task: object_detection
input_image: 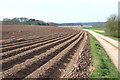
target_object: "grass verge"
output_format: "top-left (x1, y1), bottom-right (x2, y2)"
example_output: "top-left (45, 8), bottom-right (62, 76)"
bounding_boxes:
top-left (98, 35), bottom-right (120, 50)
top-left (83, 27), bottom-right (105, 31)
top-left (95, 32), bottom-right (120, 42)
top-left (88, 32), bottom-right (118, 78)
top-left (83, 27), bottom-right (120, 42)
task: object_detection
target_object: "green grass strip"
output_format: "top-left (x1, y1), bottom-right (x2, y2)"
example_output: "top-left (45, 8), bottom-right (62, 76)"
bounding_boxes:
top-left (87, 32), bottom-right (118, 78)
top-left (98, 36), bottom-right (120, 50)
top-left (82, 27), bottom-right (105, 31)
top-left (95, 32), bottom-right (120, 42)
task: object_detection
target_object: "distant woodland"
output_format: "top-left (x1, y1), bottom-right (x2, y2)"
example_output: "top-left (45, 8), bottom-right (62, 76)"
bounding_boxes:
top-left (2, 17), bottom-right (106, 26)
top-left (2, 17), bottom-right (56, 26)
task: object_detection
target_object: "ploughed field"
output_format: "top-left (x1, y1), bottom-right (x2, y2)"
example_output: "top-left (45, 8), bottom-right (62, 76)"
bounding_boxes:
top-left (1, 25), bottom-right (92, 79)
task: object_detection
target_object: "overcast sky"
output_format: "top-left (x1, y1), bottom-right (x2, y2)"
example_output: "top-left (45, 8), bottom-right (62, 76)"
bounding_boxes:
top-left (0, 0), bottom-right (119, 23)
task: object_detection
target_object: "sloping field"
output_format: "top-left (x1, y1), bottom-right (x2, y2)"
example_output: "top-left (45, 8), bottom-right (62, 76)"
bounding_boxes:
top-left (1, 25), bottom-right (92, 79)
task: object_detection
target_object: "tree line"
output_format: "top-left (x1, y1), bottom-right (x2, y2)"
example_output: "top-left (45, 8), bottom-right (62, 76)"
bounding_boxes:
top-left (105, 15), bottom-right (120, 38)
top-left (2, 17), bottom-right (56, 26)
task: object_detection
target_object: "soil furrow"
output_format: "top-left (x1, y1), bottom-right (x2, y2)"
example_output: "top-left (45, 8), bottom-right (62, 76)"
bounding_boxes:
top-left (2, 25), bottom-right (91, 79)
top-left (2, 32), bottom-right (82, 79)
top-left (1, 33), bottom-right (73, 59)
top-left (2, 33), bottom-right (63, 48)
top-left (1, 33), bottom-right (69, 52)
top-left (1, 33), bottom-right (78, 71)
top-left (39, 32), bottom-right (85, 78)
top-left (24, 32), bottom-right (84, 79)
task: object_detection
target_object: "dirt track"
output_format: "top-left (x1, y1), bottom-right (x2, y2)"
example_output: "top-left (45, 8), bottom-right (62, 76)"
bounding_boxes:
top-left (1, 25), bottom-right (92, 79)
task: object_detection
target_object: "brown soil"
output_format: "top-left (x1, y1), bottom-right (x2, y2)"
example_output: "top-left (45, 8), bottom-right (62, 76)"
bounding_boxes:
top-left (1, 25), bottom-right (92, 79)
